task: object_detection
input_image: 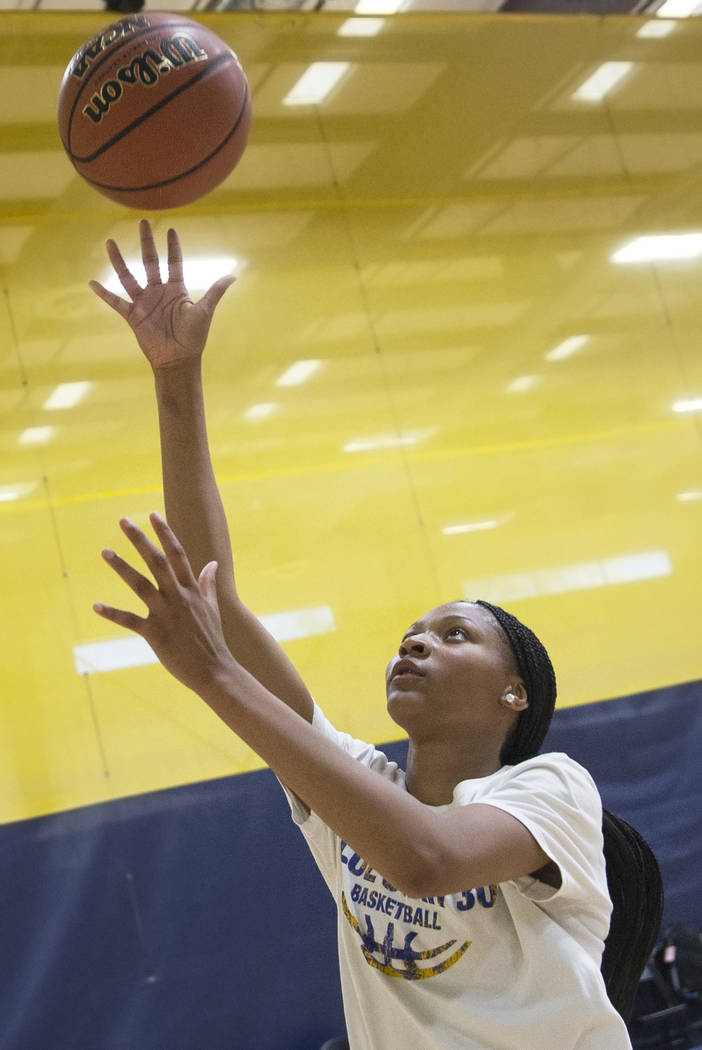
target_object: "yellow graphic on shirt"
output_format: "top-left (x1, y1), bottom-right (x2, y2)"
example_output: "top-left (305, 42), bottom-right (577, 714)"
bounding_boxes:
top-left (342, 892), bottom-right (472, 980)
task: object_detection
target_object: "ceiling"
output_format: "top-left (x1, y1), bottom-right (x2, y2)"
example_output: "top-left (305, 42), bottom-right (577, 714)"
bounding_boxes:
top-left (2, 9), bottom-right (702, 819)
top-left (0, 0), bottom-right (688, 19)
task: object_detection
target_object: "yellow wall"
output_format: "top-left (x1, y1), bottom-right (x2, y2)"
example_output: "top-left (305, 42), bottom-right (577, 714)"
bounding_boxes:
top-left (2, 11), bottom-right (702, 821)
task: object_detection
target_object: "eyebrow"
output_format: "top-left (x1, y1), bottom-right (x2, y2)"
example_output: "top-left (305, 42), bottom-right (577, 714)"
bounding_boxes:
top-left (402, 614), bottom-right (481, 639)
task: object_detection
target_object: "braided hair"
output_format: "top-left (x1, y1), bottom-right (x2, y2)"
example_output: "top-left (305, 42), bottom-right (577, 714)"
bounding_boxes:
top-left (473, 599), bottom-right (663, 1023)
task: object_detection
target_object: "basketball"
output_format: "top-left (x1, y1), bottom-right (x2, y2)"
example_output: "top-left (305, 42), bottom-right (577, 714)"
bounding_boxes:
top-left (57, 13), bottom-right (252, 210)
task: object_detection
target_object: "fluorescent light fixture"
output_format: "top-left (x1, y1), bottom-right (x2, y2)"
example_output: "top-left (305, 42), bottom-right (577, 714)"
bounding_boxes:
top-left (442, 516), bottom-right (511, 535)
top-left (19, 426), bottom-right (54, 446)
top-left (506, 375), bottom-right (540, 394)
top-left (462, 549), bottom-right (671, 603)
top-left (75, 605), bottom-right (336, 672)
top-left (355, 0), bottom-right (403, 11)
top-left (655, 0), bottom-right (702, 15)
top-left (546, 335), bottom-right (589, 361)
top-left (343, 427), bottom-right (435, 453)
top-left (338, 17), bottom-right (385, 36)
top-left (573, 62), bottom-right (634, 102)
top-left (244, 402), bottom-right (277, 422)
top-left (284, 63), bottom-right (350, 106)
top-left (612, 233), bottom-right (702, 264)
top-left (43, 381), bottom-right (91, 410)
top-left (0, 481), bottom-right (37, 503)
top-left (104, 256), bottom-right (239, 295)
top-left (276, 360), bottom-right (322, 386)
top-left (677, 490), bottom-right (702, 501)
top-left (637, 18), bottom-right (677, 35)
top-left (259, 604), bottom-right (335, 643)
top-left (74, 636), bottom-right (157, 674)
top-left (673, 397), bottom-right (702, 413)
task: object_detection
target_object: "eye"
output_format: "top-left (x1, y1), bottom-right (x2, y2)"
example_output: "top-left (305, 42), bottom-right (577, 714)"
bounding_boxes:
top-left (446, 626), bottom-right (468, 640)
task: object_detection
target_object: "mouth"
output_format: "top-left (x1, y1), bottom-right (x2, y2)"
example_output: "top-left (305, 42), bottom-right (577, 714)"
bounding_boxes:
top-left (390, 659), bottom-right (426, 682)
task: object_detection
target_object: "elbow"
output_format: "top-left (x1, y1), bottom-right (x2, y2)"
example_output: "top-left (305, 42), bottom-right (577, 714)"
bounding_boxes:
top-left (390, 844), bottom-right (446, 901)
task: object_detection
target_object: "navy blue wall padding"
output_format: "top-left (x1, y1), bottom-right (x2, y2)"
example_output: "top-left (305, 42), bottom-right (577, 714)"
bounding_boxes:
top-left (1, 679), bottom-right (700, 1050)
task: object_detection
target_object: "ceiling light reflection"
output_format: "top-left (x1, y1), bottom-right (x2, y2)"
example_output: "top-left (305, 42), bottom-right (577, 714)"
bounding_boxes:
top-left (284, 63), bottom-right (350, 106)
top-left (637, 19), bottom-right (677, 35)
top-left (43, 381), bottom-right (92, 410)
top-left (276, 360), bottom-right (322, 387)
top-left (672, 397), bottom-right (702, 413)
top-left (338, 18), bottom-right (385, 36)
top-left (677, 490), bottom-right (702, 501)
top-left (443, 515), bottom-right (513, 535)
top-left (343, 427), bottom-right (436, 453)
top-left (506, 375), bottom-right (540, 394)
top-left (612, 233), bottom-right (702, 263)
top-left (19, 426), bottom-right (54, 446)
top-left (546, 335), bottom-right (589, 361)
top-left (573, 62), bottom-right (634, 102)
top-left (0, 482), bottom-right (37, 503)
top-left (104, 256), bottom-right (240, 295)
top-left (74, 605), bottom-right (336, 673)
top-left (463, 550), bottom-right (671, 604)
top-left (244, 403), bottom-right (277, 422)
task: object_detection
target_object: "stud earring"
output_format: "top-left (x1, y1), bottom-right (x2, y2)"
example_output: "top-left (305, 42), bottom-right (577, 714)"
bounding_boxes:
top-left (503, 692), bottom-right (516, 705)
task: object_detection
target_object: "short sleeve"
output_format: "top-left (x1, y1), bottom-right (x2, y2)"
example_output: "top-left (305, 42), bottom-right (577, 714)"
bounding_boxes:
top-left (280, 702), bottom-right (405, 825)
top-left (453, 754), bottom-right (606, 905)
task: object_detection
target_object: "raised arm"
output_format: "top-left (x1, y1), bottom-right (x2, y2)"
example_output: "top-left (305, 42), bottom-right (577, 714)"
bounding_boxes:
top-left (94, 514), bottom-right (552, 899)
top-left (90, 220), bottom-right (314, 723)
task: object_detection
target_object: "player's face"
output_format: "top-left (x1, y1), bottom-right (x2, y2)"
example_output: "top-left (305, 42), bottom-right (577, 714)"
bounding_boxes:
top-left (385, 601), bottom-right (520, 740)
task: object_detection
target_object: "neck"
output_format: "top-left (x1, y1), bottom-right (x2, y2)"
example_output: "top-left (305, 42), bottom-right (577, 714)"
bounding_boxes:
top-left (404, 735), bottom-right (503, 806)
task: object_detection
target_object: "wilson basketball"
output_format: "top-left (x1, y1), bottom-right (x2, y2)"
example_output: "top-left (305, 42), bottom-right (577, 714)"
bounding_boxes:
top-left (58, 13), bottom-right (252, 210)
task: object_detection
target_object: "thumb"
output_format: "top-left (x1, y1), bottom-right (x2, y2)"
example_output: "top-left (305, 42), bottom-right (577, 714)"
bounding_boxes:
top-left (198, 561), bottom-right (220, 607)
top-left (200, 274), bottom-right (236, 314)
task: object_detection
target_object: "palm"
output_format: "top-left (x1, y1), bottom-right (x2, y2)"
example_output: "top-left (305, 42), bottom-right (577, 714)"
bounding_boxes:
top-left (126, 281), bottom-right (211, 367)
top-left (90, 220), bottom-right (234, 370)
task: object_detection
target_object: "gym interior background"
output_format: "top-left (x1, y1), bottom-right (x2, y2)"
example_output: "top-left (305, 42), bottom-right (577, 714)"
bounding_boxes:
top-left (1, 4), bottom-right (702, 1048)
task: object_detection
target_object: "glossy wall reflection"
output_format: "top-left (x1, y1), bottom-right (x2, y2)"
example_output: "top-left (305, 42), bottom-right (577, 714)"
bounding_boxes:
top-left (1, 11), bottom-right (702, 820)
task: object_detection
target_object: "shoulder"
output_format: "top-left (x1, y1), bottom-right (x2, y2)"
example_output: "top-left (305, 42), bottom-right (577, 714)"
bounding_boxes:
top-left (497, 752), bottom-right (600, 801)
top-left (312, 702), bottom-right (406, 786)
top-left (453, 752), bottom-right (603, 845)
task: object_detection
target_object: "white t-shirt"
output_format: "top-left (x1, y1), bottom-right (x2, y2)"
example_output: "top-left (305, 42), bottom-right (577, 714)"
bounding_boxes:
top-left (282, 703), bottom-right (633, 1050)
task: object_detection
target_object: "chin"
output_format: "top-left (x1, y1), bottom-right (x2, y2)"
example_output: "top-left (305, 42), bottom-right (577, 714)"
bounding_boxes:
top-left (386, 695), bottom-right (421, 733)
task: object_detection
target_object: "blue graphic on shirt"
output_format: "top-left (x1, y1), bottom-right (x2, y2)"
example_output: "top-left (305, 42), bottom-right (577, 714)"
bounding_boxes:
top-left (339, 841), bottom-right (498, 980)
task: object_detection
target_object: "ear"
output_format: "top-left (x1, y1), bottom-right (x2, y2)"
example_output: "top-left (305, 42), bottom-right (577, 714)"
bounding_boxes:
top-left (501, 681), bottom-right (528, 712)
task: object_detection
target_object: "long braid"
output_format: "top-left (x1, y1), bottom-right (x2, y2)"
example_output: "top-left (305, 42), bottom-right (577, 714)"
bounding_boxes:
top-left (472, 600), bottom-right (663, 1023)
top-left (601, 810), bottom-right (664, 1021)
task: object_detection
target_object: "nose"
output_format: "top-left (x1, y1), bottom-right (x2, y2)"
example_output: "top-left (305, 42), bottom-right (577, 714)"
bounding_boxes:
top-left (399, 636), bottom-right (430, 658)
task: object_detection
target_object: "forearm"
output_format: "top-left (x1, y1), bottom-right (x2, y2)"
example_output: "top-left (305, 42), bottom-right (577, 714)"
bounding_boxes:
top-left (154, 360), bottom-right (235, 592)
top-left (202, 661), bottom-right (436, 897)
top-left (153, 361), bottom-right (314, 722)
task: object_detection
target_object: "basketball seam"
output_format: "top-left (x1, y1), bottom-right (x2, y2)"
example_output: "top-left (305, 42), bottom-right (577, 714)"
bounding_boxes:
top-left (79, 80), bottom-right (250, 196)
top-left (68, 52), bottom-right (237, 165)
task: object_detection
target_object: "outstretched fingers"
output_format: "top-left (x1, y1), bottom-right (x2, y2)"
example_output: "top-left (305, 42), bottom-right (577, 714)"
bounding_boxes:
top-left (93, 547), bottom-right (153, 633)
top-left (88, 279), bottom-right (131, 318)
top-left (139, 218), bottom-right (163, 285)
top-left (106, 237), bottom-right (143, 300)
top-left (149, 511), bottom-right (198, 589)
top-left (166, 227), bottom-right (185, 285)
top-left (118, 516), bottom-right (179, 592)
top-left (93, 598), bottom-right (149, 635)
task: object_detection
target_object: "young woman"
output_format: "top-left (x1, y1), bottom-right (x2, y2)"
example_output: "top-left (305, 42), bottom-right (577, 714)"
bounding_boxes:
top-left (90, 221), bottom-right (662, 1050)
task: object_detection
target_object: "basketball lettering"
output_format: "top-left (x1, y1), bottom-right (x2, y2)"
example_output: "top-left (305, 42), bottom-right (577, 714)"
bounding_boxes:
top-left (81, 35), bottom-right (209, 126)
top-left (70, 15), bottom-right (149, 80)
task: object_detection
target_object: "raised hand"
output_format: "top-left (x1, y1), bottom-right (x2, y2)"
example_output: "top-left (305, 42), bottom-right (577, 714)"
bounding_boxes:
top-left (94, 512), bottom-right (236, 697)
top-left (89, 219), bottom-right (235, 370)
